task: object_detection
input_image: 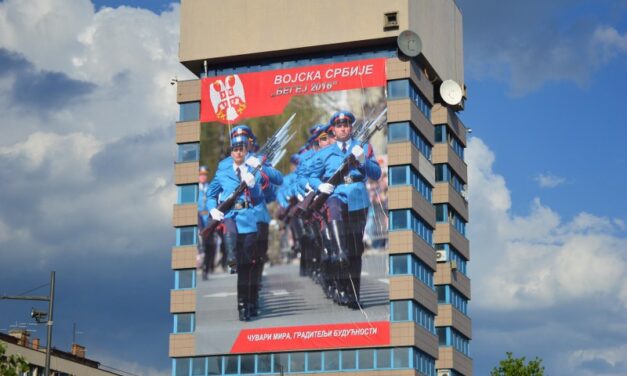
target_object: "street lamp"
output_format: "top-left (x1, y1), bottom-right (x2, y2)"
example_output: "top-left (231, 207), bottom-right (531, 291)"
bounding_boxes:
top-left (1, 271), bottom-right (56, 376)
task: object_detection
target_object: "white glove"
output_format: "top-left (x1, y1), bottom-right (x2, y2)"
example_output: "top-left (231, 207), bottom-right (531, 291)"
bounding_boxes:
top-left (241, 170), bottom-right (256, 188)
top-left (245, 156), bottom-right (261, 169)
top-left (318, 183), bottom-right (334, 194)
top-left (210, 208), bottom-right (224, 221)
top-left (297, 193), bottom-right (304, 202)
top-left (351, 145), bottom-right (365, 163)
top-left (305, 183), bottom-right (314, 193)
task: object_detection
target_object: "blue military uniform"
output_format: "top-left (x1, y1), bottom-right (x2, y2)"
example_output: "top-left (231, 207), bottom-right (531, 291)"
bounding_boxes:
top-left (206, 132), bottom-right (265, 321)
top-left (308, 111), bottom-right (381, 308)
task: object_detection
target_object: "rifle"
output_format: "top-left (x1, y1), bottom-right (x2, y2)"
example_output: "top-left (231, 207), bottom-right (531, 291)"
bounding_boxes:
top-left (304, 108), bottom-right (387, 217)
top-left (200, 114), bottom-right (296, 238)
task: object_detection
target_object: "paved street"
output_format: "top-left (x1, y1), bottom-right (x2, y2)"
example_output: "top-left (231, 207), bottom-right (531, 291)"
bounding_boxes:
top-left (195, 251), bottom-right (389, 354)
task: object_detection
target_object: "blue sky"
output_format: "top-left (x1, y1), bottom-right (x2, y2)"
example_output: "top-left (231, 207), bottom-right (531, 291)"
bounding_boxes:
top-left (0, 1), bottom-right (626, 375)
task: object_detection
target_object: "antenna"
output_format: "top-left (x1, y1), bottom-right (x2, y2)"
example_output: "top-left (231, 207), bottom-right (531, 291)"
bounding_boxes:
top-left (440, 80), bottom-right (463, 106)
top-left (203, 60), bottom-right (208, 77)
top-left (397, 30), bottom-right (422, 57)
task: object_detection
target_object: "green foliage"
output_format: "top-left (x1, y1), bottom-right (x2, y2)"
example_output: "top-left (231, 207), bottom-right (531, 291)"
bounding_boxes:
top-left (490, 352), bottom-right (545, 376)
top-left (0, 342), bottom-right (30, 376)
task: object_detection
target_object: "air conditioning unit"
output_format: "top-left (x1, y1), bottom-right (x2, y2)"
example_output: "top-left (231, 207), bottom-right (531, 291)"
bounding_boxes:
top-left (436, 250), bottom-right (448, 262)
top-left (460, 189), bottom-right (468, 201)
top-left (438, 369), bottom-right (452, 376)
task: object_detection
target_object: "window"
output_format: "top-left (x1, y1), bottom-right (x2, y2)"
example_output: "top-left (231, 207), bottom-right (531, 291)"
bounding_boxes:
top-left (174, 269), bottom-right (195, 289)
top-left (176, 226), bottom-right (197, 246)
top-left (256, 354), bottom-right (272, 374)
top-left (307, 352), bottom-right (322, 372)
top-left (173, 313), bottom-right (194, 333)
top-left (178, 184), bottom-right (198, 204)
top-left (388, 122), bottom-right (432, 160)
top-left (388, 165), bottom-right (432, 203)
top-left (435, 243), bottom-right (468, 275)
top-left (389, 254), bottom-right (434, 288)
top-left (391, 300), bottom-right (435, 334)
top-left (341, 350), bottom-right (356, 370)
top-left (178, 143), bottom-right (199, 163)
top-left (436, 285), bottom-right (469, 315)
top-left (207, 357), bottom-right (221, 375)
top-left (191, 358), bottom-right (205, 376)
top-left (358, 349), bottom-right (375, 370)
top-left (177, 347), bottom-right (430, 375)
top-left (387, 79), bottom-right (432, 120)
top-left (179, 102), bottom-right (200, 122)
top-left (323, 351), bottom-right (339, 371)
top-left (393, 348), bottom-right (410, 368)
top-left (240, 355), bottom-right (255, 374)
top-left (434, 204), bottom-right (466, 237)
top-left (435, 163), bottom-right (465, 194)
top-left (174, 358), bottom-right (190, 376)
top-left (376, 348), bottom-right (391, 369)
top-left (389, 209), bottom-right (434, 245)
top-left (438, 327), bottom-right (470, 356)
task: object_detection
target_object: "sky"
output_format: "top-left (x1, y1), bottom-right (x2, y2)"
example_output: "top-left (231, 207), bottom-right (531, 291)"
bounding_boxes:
top-left (0, 1), bottom-right (626, 375)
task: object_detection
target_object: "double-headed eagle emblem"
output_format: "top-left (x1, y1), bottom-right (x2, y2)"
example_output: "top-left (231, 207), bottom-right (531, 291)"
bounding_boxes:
top-left (209, 74), bottom-right (247, 122)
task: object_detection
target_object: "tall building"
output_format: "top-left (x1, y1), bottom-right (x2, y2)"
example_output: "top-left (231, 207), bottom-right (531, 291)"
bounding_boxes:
top-left (170, 1), bottom-right (470, 375)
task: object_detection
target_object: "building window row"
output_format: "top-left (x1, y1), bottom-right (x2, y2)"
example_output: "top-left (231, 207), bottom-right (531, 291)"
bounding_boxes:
top-left (177, 184), bottom-right (199, 204)
top-left (173, 313), bottom-right (195, 334)
top-left (174, 269), bottom-right (196, 290)
top-left (387, 79), bottom-right (432, 120)
top-left (437, 327), bottom-right (470, 357)
top-left (435, 125), bottom-right (465, 160)
top-left (391, 300), bottom-right (436, 334)
top-left (179, 101), bottom-right (200, 122)
top-left (178, 143), bottom-right (200, 163)
top-left (173, 347), bottom-right (435, 376)
top-left (388, 165), bottom-right (433, 203)
top-left (389, 209), bottom-right (434, 245)
top-left (435, 244), bottom-right (467, 275)
top-left (435, 204), bottom-right (466, 237)
top-left (389, 254), bottom-right (434, 289)
top-left (388, 121), bottom-right (432, 160)
top-left (436, 285), bottom-right (469, 315)
top-left (198, 46), bottom-right (398, 78)
top-left (435, 164), bottom-right (465, 195)
top-left (176, 226), bottom-right (197, 246)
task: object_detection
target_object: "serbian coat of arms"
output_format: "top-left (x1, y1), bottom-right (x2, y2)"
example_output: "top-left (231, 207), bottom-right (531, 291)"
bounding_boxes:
top-left (209, 74), bottom-right (247, 122)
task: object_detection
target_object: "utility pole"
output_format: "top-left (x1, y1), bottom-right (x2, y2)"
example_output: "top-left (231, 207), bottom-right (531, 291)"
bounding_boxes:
top-left (1, 271), bottom-right (56, 376)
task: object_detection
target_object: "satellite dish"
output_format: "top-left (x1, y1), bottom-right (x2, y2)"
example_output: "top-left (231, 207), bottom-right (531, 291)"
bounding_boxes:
top-left (440, 80), bottom-right (463, 106)
top-left (397, 30), bottom-right (422, 57)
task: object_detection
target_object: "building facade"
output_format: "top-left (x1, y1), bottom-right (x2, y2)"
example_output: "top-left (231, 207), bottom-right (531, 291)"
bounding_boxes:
top-left (1, 332), bottom-right (125, 376)
top-left (170, 1), bottom-right (471, 375)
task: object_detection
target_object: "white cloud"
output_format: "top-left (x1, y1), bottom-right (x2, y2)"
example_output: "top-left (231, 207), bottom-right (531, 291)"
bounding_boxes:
top-left (468, 137), bottom-right (627, 310)
top-left (535, 172), bottom-right (566, 188)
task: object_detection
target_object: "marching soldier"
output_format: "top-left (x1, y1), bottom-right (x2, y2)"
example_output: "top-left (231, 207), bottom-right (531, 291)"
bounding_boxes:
top-left (309, 111), bottom-right (382, 309)
top-left (198, 165), bottom-right (217, 280)
top-left (206, 133), bottom-right (264, 321)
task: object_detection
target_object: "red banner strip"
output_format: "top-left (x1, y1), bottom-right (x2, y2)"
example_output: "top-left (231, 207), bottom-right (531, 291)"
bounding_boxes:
top-left (200, 58), bottom-right (387, 124)
top-left (230, 321), bottom-right (390, 353)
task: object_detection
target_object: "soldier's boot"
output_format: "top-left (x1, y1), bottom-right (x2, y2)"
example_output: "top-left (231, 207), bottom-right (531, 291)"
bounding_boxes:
top-left (238, 299), bottom-right (249, 322)
top-left (224, 232), bottom-right (238, 274)
top-left (329, 220), bottom-right (350, 305)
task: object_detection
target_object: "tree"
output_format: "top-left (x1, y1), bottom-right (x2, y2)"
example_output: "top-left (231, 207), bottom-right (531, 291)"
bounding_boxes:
top-left (0, 342), bottom-right (29, 376)
top-left (491, 352), bottom-right (545, 376)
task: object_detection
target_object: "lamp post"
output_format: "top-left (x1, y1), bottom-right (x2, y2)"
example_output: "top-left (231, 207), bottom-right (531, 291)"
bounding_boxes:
top-left (1, 271), bottom-right (56, 376)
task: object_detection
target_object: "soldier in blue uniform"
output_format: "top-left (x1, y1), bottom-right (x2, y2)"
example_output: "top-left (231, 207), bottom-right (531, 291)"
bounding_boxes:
top-left (197, 165), bottom-right (217, 280)
top-left (309, 110), bottom-right (382, 308)
top-left (206, 133), bottom-right (265, 321)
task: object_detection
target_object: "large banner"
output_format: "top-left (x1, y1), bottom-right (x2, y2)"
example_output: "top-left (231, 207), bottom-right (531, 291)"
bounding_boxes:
top-left (195, 58), bottom-right (389, 355)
